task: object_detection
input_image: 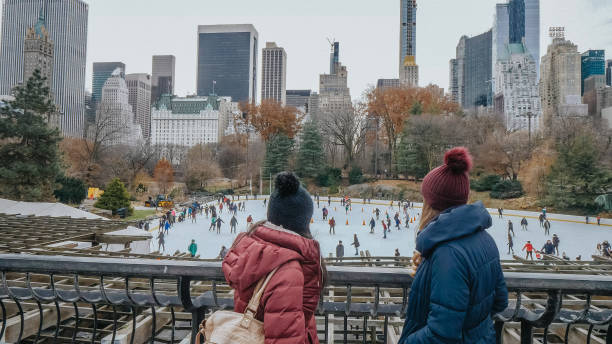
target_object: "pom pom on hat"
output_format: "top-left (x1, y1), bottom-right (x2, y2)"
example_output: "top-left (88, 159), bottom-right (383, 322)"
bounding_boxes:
top-left (444, 147), bottom-right (473, 174)
top-left (275, 172), bottom-right (300, 196)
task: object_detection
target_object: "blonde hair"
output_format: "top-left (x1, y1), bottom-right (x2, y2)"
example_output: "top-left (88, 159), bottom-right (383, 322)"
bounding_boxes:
top-left (418, 202), bottom-right (441, 233)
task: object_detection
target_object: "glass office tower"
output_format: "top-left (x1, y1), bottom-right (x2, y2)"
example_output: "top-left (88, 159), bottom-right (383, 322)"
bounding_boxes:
top-left (196, 24), bottom-right (258, 103)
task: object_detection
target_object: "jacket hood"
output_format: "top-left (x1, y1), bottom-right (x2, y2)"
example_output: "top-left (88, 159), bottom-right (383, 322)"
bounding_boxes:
top-left (223, 222), bottom-right (321, 293)
top-left (416, 201), bottom-right (492, 257)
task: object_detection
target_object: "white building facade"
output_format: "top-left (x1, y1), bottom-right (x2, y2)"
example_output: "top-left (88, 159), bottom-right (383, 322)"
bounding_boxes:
top-left (126, 73), bottom-right (151, 139)
top-left (494, 43), bottom-right (541, 132)
top-left (95, 69), bottom-right (143, 147)
top-left (151, 95), bottom-right (239, 147)
top-left (261, 42), bottom-right (287, 105)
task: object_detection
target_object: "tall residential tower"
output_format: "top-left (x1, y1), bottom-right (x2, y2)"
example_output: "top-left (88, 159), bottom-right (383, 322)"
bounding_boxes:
top-left (0, 0), bottom-right (89, 137)
top-left (197, 24), bottom-right (258, 103)
top-left (126, 73), bottom-right (152, 139)
top-left (399, 0), bottom-right (418, 87)
top-left (92, 62), bottom-right (126, 106)
top-left (261, 42), bottom-right (287, 105)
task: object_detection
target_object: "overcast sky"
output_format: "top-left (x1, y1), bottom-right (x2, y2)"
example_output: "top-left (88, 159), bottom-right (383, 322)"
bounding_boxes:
top-left (2, 0), bottom-right (611, 101)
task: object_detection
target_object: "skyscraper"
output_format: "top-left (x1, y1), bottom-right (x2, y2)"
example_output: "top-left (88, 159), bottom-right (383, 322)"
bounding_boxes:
top-left (452, 30), bottom-right (492, 109)
top-left (492, 0), bottom-right (539, 87)
top-left (285, 90), bottom-right (311, 110)
top-left (95, 69), bottom-right (142, 147)
top-left (319, 42), bottom-right (352, 119)
top-left (197, 24), bottom-right (258, 103)
top-left (261, 42), bottom-right (287, 105)
top-left (607, 60), bottom-right (612, 87)
top-left (0, 0), bottom-right (89, 137)
top-left (151, 55), bottom-right (175, 105)
top-left (581, 50), bottom-right (605, 95)
top-left (399, 0), bottom-right (418, 87)
top-left (540, 35), bottom-right (588, 130)
top-left (92, 62), bottom-right (125, 105)
top-left (494, 43), bottom-right (541, 132)
top-left (126, 73), bottom-right (152, 139)
top-left (23, 7), bottom-right (53, 92)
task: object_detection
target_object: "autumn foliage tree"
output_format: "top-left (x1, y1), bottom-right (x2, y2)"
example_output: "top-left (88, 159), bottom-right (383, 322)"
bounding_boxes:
top-left (367, 85), bottom-right (459, 173)
top-left (239, 100), bottom-right (303, 141)
top-left (153, 158), bottom-right (174, 194)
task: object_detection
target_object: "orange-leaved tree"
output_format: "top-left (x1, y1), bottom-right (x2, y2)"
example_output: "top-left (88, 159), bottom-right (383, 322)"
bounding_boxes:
top-left (153, 158), bottom-right (174, 194)
top-left (238, 99), bottom-right (303, 141)
top-left (367, 86), bottom-right (459, 173)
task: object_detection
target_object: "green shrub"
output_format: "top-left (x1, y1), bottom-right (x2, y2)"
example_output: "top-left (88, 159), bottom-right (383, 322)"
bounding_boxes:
top-left (490, 180), bottom-right (524, 199)
top-left (329, 185), bottom-right (339, 194)
top-left (316, 167), bottom-right (342, 187)
top-left (94, 178), bottom-right (133, 215)
top-left (348, 166), bottom-right (363, 185)
top-left (471, 174), bottom-right (502, 192)
top-left (53, 176), bottom-right (87, 205)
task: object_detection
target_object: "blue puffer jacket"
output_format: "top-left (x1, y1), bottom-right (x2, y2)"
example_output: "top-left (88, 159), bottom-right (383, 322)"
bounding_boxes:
top-left (399, 202), bottom-right (508, 343)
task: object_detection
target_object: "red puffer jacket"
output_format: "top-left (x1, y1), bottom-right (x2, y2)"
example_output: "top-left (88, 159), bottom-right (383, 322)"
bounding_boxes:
top-left (222, 222), bottom-right (322, 344)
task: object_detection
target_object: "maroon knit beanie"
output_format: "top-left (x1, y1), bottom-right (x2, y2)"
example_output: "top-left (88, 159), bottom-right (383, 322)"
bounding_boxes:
top-left (421, 147), bottom-right (473, 211)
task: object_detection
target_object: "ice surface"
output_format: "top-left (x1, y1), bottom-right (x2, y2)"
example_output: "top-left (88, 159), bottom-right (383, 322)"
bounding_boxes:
top-left (151, 198), bottom-right (611, 260)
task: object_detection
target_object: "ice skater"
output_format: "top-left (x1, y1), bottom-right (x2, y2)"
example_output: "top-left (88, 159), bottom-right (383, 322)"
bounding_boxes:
top-left (507, 233), bottom-right (514, 255)
top-left (369, 217), bottom-right (376, 233)
top-left (520, 217), bottom-right (528, 231)
top-left (508, 220), bottom-right (514, 237)
top-left (157, 230), bottom-right (165, 253)
top-left (522, 241), bottom-right (534, 260)
top-left (544, 219), bottom-right (551, 235)
top-left (552, 234), bottom-right (560, 255)
top-left (215, 217), bottom-right (224, 234)
top-left (209, 216), bottom-right (216, 231)
top-left (336, 241), bottom-right (344, 262)
top-left (188, 239), bottom-right (197, 257)
top-left (329, 217), bottom-right (336, 235)
top-left (246, 214), bottom-right (253, 227)
top-left (351, 234), bottom-right (360, 255)
top-left (322, 207), bottom-right (328, 220)
top-left (230, 215), bottom-right (238, 234)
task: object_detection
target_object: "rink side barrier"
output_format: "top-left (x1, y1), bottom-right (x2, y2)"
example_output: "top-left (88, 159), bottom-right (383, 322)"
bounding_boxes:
top-left (2, 254), bottom-right (612, 343)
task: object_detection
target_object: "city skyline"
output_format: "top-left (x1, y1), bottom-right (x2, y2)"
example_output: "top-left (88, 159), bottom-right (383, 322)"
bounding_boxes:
top-left (1, 0), bottom-right (610, 102)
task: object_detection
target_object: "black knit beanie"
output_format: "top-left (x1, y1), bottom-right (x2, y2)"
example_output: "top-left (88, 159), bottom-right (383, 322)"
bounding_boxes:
top-left (267, 172), bottom-right (313, 235)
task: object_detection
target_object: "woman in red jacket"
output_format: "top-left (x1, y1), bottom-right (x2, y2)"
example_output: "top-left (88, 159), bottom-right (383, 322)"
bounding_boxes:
top-left (223, 172), bottom-right (323, 344)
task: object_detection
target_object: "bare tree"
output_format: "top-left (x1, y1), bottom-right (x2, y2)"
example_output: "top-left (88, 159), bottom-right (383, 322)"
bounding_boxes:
top-left (320, 102), bottom-right (368, 168)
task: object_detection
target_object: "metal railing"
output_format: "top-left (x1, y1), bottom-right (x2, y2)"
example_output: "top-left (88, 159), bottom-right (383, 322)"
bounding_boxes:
top-left (1, 254), bottom-right (612, 343)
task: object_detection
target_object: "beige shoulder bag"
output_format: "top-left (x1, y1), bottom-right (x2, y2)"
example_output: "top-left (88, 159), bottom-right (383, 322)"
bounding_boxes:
top-left (195, 266), bottom-right (280, 344)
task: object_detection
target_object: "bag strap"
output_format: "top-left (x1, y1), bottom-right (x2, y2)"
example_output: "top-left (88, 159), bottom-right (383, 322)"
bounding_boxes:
top-left (240, 265), bottom-right (281, 328)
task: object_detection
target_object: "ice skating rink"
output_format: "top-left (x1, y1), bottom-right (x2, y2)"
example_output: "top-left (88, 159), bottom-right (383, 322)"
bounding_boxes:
top-left (151, 198), bottom-right (611, 260)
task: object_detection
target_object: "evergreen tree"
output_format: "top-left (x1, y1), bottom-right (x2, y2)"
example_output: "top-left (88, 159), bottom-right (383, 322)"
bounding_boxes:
top-left (95, 178), bottom-right (133, 215)
top-left (263, 133), bottom-right (294, 176)
top-left (296, 121), bottom-right (324, 178)
top-left (54, 175), bottom-right (87, 204)
top-left (396, 122), bottom-right (429, 179)
top-left (544, 134), bottom-right (611, 212)
top-left (0, 69), bottom-right (62, 201)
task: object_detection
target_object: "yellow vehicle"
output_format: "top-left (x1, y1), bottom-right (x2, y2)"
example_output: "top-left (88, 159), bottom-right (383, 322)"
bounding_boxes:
top-left (145, 195), bottom-right (174, 208)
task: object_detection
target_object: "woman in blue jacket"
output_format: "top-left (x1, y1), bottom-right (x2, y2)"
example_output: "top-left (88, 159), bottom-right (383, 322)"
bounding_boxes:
top-left (399, 147), bottom-right (508, 343)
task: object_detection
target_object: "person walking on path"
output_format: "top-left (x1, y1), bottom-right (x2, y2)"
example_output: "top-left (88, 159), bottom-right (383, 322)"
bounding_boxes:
top-left (523, 241), bottom-right (534, 260)
top-left (507, 233), bottom-right (514, 255)
top-left (156, 230), bottom-right (165, 253)
top-left (329, 217), bottom-right (336, 235)
top-left (222, 172), bottom-right (324, 344)
top-left (351, 234), bottom-right (360, 255)
top-left (336, 240), bottom-right (344, 262)
top-left (215, 217), bottom-right (224, 234)
top-left (544, 219), bottom-right (551, 235)
top-left (508, 220), bottom-right (514, 237)
top-left (230, 215), bottom-right (238, 234)
top-left (398, 147), bottom-right (507, 343)
top-left (521, 217), bottom-right (528, 231)
top-left (188, 239), bottom-right (197, 257)
top-left (552, 234), bottom-right (560, 255)
top-left (369, 217), bottom-right (376, 234)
